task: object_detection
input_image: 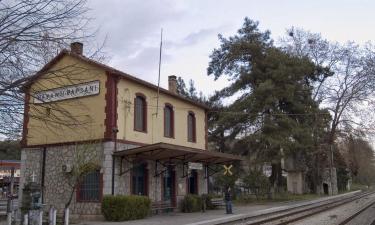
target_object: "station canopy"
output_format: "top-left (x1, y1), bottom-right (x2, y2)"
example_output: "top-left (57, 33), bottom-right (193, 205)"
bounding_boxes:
top-left (113, 142), bottom-right (243, 164)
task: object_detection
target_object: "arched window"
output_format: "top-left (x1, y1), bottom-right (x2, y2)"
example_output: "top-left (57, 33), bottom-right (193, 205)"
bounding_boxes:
top-left (187, 112), bottom-right (196, 142)
top-left (164, 104), bottom-right (174, 138)
top-left (134, 94), bottom-right (147, 132)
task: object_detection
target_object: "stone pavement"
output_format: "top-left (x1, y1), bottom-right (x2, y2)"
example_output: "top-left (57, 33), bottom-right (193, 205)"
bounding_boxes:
top-left (76, 202), bottom-right (295, 225)
top-left (0, 192), bottom-right (358, 225)
top-left (77, 192), bottom-right (360, 225)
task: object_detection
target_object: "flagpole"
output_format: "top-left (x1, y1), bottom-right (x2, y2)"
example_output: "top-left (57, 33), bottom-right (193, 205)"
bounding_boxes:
top-left (156, 28), bottom-right (163, 117)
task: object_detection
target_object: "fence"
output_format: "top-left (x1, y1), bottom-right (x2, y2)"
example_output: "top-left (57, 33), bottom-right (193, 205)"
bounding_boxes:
top-left (0, 199), bottom-right (18, 215)
top-left (0, 199), bottom-right (70, 225)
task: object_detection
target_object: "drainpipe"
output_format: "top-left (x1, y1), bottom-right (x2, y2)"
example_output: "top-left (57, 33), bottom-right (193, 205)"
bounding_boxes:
top-left (111, 127), bottom-right (119, 195)
top-left (41, 147), bottom-right (46, 203)
top-left (112, 155), bottom-right (115, 195)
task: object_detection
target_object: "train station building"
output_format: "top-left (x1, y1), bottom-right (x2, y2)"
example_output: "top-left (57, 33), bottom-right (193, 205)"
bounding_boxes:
top-left (19, 42), bottom-right (241, 219)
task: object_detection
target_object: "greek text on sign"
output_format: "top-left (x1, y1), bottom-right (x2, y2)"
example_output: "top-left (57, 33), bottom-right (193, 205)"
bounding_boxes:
top-left (34, 80), bottom-right (100, 103)
top-left (188, 162), bottom-right (203, 170)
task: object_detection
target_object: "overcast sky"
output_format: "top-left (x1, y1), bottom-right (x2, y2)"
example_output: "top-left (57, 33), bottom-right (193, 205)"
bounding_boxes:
top-left (88, 0), bottom-right (375, 96)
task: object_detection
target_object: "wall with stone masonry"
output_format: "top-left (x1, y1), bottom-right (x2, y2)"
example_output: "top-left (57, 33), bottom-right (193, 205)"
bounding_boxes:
top-left (287, 171), bottom-right (304, 194)
top-left (110, 143), bottom-right (208, 204)
top-left (317, 167), bottom-right (338, 195)
top-left (102, 142), bottom-right (114, 196)
top-left (19, 141), bottom-right (209, 217)
top-left (20, 143), bottom-right (104, 217)
top-left (44, 143), bottom-right (103, 216)
top-left (18, 148), bottom-right (43, 205)
top-left (103, 142), bottom-right (138, 196)
top-left (198, 169), bottom-right (208, 195)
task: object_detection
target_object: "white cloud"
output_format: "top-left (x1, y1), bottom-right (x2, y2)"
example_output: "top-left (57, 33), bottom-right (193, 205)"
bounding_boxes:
top-left (87, 0), bottom-right (375, 96)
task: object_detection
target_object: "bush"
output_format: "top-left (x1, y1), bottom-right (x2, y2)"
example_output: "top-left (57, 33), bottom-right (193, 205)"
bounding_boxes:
top-left (102, 195), bottom-right (151, 221)
top-left (235, 194), bottom-right (255, 204)
top-left (180, 194), bottom-right (203, 212)
top-left (201, 194), bottom-right (221, 210)
top-left (243, 170), bottom-right (271, 199)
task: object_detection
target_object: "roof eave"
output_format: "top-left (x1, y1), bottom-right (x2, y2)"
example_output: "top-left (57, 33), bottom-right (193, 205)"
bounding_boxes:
top-left (22, 50), bottom-right (210, 110)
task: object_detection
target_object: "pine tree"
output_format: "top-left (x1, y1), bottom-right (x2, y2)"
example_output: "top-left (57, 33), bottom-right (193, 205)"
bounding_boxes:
top-left (207, 18), bottom-right (326, 191)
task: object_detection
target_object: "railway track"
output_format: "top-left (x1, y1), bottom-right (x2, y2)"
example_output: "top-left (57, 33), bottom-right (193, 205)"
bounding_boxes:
top-left (337, 197), bottom-right (375, 225)
top-left (217, 191), bottom-right (375, 225)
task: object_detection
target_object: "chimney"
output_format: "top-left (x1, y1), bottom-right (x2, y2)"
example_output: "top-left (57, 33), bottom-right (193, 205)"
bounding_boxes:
top-left (70, 42), bottom-right (83, 55)
top-left (168, 75), bottom-right (177, 94)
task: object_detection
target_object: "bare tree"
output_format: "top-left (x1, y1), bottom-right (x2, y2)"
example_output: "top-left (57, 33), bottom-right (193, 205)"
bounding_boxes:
top-left (280, 28), bottom-right (375, 145)
top-left (279, 29), bottom-right (375, 194)
top-left (60, 141), bottom-right (102, 210)
top-left (0, 0), bottom-right (104, 138)
top-left (339, 136), bottom-right (375, 185)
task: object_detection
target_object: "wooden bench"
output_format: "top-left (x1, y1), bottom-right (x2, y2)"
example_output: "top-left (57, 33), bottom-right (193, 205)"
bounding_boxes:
top-left (151, 201), bottom-right (175, 214)
top-left (211, 198), bottom-right (225, 208)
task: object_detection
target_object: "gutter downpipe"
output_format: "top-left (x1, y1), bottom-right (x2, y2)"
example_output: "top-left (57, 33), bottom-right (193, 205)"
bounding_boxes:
top-left (112, 128), bottom-right (118, 195)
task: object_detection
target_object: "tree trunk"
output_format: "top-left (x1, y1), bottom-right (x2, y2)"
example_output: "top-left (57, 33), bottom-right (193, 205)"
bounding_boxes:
top-left (63, 186), bottom-right (76, 224)
top-left (65, 186), bottom-right (76, 209)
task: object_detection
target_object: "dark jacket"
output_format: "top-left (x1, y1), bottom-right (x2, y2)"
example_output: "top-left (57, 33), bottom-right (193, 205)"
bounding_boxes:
top-left (224, 191), bottom-right (232, 201)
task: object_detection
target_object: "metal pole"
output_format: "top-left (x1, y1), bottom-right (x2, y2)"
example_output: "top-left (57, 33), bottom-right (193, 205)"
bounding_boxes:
top-left (64, 207), bottom-right (69, 225)
top-left (49, 207), bottom-right (53, 225)
top-left (39, 210), bottom-right (43, 225)
top-left (155, 28), bottom-right (163, 117)
top-left (7, 167), bottom-right (14, 225)
top-left (23, 214), bottom-right (28, 225)
top-left (112, 128), bottom-right (118, 195)
top-left (330, 144), bottom-right (334, 195)
top-left (52, 209), bottom-right (57, 225)
top-left (7, 213), bottom-right (11, 225)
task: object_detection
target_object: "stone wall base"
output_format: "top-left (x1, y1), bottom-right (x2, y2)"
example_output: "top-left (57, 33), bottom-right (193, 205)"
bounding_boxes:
top-left (19, 141), bottom-right (208, 216)
top-left (286, 171), bottom-right (305, 194)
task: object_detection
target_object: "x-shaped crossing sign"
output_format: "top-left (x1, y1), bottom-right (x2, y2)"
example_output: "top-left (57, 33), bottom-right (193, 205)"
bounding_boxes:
top-left (223, 164), bottom-right (233, 176)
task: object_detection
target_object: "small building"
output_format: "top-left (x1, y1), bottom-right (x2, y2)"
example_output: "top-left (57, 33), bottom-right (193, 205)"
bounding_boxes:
top-left (19, 43), bottom-right (241, 219)
top-left (0, 160), bottom-right (20, 179)
top-left (318, 167), bottom-right (338, 195)
top-left (283, 154), bottom-right (338, 195)
top-left (283, 155), bottom-right (307, 194)
top-left (0, 160), bottom-right (20, 197)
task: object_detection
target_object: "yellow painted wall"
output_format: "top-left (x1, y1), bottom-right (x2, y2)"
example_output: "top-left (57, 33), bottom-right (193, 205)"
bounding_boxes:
top-left (117, 79), bottom-right (207, 150)
top-left (26, 55), bottom-right (107, 145)
top-left (26, 54), bottom-right (207, 149)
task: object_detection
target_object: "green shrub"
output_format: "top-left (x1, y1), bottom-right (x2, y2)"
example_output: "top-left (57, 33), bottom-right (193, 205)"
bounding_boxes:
top-left (180, 194), bottom-right (202, 212)
top-left (235, 194), bottom-right (254, 204)
top-left (102, 195), bottom-right (151, 221)
top-left (201, 194), bottom-right (221, 210)
top-left (243, 170), bottom-right (271, 199)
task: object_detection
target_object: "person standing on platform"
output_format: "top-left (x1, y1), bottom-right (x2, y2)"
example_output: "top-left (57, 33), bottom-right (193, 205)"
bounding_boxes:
top-left (224, 186), bottom-right (233, 214)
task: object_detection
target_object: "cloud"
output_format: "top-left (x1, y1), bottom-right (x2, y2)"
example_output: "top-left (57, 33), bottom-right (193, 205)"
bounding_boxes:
top-left (86, 0), bottom-right (194, 82)
top-left (165, 28), bottom-right (218, 49)
top-left (110, 46), bottom-right (172, 82)
top-left (89, 0), bottom-right (187, 57)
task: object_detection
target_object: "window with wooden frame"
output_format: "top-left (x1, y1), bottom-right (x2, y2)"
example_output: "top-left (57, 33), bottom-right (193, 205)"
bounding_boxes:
top-left (187, 111), bottom-right (196, 142)
top-left (131, 162), bottom-right (148, 196)
top-left (134, 94), bottom-right (147, 132)
top-left (77, 170), bottom-right (102, 202)
top-left (164, 103), bottom-right (174, 138)
top-left (187, 169), bottom-right (198, 194)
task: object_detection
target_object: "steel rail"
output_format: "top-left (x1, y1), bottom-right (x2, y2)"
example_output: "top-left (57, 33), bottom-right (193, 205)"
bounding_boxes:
top-left (272, 192), bottom-right (374, 225)
top-left (247, 191), bottom-right (374, 225)
top-left (216, 191), bottom-right (374, 225)
top-left (337, 198), bottom-right (375, 225)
